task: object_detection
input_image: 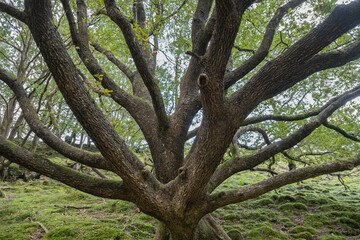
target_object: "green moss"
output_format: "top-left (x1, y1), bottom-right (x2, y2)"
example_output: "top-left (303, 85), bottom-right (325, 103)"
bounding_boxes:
top-left (291, 231), bottom-right (314, 240)
top-left (278, 202), bottom-right (308, 213)
top-left (227, 229), bottom-right (243, 240)
top-left (278, 195), bottom-right (297, 203)
top-left (130, 230), bottom-right (149, 238)
top-left (318, 234), bottom-right (346, 240)
top-left (326, 211), bottom-right (360, 222)
top-left (254, 198), bottom-right (274, 207)
top-left (308, 197), bottom-right (331, 205)
top-left (62, 191), bottom-right (90, 201)
top-left (43, 226), bottom-right (78, 239)
top-left (320, 204), bottom-right (355, 212)
top-left (223, 213), bottom-right (241, 222)
top-left (279, 218), bottom-right (296, 227)
top-left (0, 222), bottom-right (38, 239)
top-left (247, 225), bottom-right (289, 240)
top-left (294, 195), bottom-right (308, 204)
top-left (334, 217), bottom-right (360, 228)
top-left (79, 225), bottom-right (131, 239)
top-left (290, 226), bottom-right (317, 235)
top-left (304, 213), bottom-right (330, 228)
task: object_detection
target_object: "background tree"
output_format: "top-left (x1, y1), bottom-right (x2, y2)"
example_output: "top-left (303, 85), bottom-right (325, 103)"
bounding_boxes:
top-left (0, 0), bottom-right (360, 239)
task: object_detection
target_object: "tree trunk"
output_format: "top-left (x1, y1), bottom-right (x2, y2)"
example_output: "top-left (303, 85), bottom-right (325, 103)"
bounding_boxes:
top-left (156, 214), bottom-right (231, 240)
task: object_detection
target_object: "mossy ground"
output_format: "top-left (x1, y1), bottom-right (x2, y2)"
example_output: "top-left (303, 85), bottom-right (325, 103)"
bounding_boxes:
top-left (1, 158), bottom-right (360, 239)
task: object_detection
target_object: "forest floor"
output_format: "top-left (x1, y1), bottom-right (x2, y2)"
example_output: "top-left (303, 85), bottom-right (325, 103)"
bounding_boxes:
top-left (0, 154), bottom-right (359, 240)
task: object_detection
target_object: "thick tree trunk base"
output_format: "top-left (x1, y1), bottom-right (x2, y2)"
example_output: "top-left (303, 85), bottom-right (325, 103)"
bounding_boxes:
top-left (193, 215), bottom-right (231, 240)
top-left (155, 214), bottom-right (231, 240)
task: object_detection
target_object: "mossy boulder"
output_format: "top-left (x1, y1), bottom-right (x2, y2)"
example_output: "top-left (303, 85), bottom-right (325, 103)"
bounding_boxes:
top-left (305, 213), bottom-right (330, 228)
top-left (223, 213), bottom-right (241, 222)
top-left (308, 197), bottom-right (331, 205)
top-left (227, 229), bottom-right (243, 240)
top-left (318, 234), bottom-right (346, 240)
top-left (290, 226), bottom-right (317, 235)
top-left (278, 202), bottom-right (308, 213)
top-left (254, 198), bottom-right (274, 207)
top-left (334, 217), bottom-right (360, 228)
top-left (291, 231), bottom-right (314, 240)
top-left (320, 204), bottom-right (354, 212)
top-left (247, 225), bottom-right (289, 240)
top-left (278, 195), bottom-right (297, 203)
top-left (279, 218), bottom-right (296, 227)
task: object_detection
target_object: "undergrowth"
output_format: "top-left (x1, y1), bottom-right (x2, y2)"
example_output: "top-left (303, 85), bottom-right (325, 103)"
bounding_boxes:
top-left (1, 156), bottom-right (359, 239)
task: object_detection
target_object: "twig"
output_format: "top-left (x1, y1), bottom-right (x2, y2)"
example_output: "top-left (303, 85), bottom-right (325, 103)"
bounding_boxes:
top-left (30, 218), bottom-right (49, 233)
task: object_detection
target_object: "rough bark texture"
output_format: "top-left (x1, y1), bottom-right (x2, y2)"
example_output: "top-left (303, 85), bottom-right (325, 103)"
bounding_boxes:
top-left (0, 0), bottom-right (360, 239)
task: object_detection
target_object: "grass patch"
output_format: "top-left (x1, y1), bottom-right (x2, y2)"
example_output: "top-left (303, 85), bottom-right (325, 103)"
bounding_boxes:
top-left (1, 168), bottom-right (360, 239)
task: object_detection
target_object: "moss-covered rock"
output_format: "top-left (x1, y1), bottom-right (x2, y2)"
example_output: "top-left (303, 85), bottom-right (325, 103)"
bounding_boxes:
top-left (279, 217), bottom-right (296, 227)
top-left (291, 231), bottom-right (314, 240)
top-left (334, 217), bottom-right (360, 228)
top-left (318, 234), bottom-right (346, 240)
top-left (254, 198), bottom-right (274, 207)
top-left (247, 225), bottom-right (289, 240)
top-left (320, 204), bottom-right (355, 212)
top-left (278, 202), bottom-right (308, 213)
top-left (278, 195), bottom-right (297, 203)
top-left (227, 229), bottom-right (243, 240)
top-left (308, 197), bottom-right (331, 205)
top-left (223, 213), bottom-right (241, 222)
top-left (304, 213), bottom-right (330, 228)
top-left (290, 226), bottom-right (317, 235)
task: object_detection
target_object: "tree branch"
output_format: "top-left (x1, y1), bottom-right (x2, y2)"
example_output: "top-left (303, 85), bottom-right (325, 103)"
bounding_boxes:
top-left (0, 3), bottom-right (27, 23)
top-left (224, 0), bottom-right (306, 89)
top-left (209, 86), bottom-right (360, 192)
top-left (323, 120), bottom-right (360, 142)
top-left (242, 95), bottom-right (339, 126)
top-left (91, 42), bottom-right (135, 80)
top-left (0, 135), bottom-right (133, 201)
top-left (230, 0), bottom-right (360, 114)
top-left (206, 153), bottom-right (360, 212)
top-left (24, 0), bottom-right (159, 196)
top-left (104, 0), bottom-right (169, 130)
top-left (0, 67), bottom-right (112, 171)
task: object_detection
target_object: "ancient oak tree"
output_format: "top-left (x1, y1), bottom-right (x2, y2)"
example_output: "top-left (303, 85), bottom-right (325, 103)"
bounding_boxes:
top-left (1, 0), bottom-right (360, 239)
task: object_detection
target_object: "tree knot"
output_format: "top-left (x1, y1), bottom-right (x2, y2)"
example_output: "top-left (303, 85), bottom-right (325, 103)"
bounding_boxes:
top-left (178, 167), bottom-right (186, 179)
top-left (197, 73), bottom-right (209, 88)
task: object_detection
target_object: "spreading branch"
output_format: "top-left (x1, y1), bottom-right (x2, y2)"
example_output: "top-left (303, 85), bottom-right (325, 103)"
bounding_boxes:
top-left (230, 0), bottom-right (360, 113)
top-left (0, 67), bottom-right (112, 170)
top-left (0, 135), bottom-right (132, 200)
top-left (225, 0), bottom-right (307, 89)
top-left (104, 0), bottom-right (169, 130)
top-left (323, 120), bottom-right (360, 142)
top-left (0, 3), bottom-right (27, 23)
top-left (206, 153), bottom-right (360, 212)
top-left (209, 86), bottom-right (360, 192)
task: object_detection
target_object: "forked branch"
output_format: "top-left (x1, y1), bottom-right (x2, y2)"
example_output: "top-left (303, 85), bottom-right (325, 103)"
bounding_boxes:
top-left (0, 135), bottom-right (131, 200)
top-left (209, 86), bottom-right (360, 192)
top-left (225, 0), bottom-right (307, 89)
top-left (0, 67), bottom-right (112, 171)
top-left (104, 0), bottom-right (169, 130)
